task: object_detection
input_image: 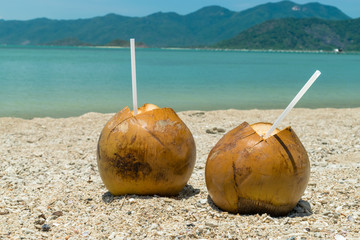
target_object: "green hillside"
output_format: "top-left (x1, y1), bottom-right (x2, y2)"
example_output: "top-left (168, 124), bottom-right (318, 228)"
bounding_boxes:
top-left (0, 1), bottom-right (350, 47)
top-left (213, 18), bottom-right (360, 51)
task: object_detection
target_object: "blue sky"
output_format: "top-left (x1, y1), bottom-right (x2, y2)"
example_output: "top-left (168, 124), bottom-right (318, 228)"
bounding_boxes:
top-left (1, 0), bottom-right (359, 20)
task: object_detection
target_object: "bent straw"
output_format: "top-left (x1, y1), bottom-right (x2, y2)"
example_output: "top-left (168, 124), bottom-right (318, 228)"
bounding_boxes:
top-left (130, 38), bottom-right (138, 115)
top-left (264, 70), bottom-right (321, 139)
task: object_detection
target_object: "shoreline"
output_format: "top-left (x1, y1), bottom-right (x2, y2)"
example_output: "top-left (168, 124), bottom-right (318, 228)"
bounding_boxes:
top-left (2, 106), bottom-right (360, 120)
top-left (1, 108), bottom-right (359, 239)
top-left (2, 44), bottom-right (360, 54)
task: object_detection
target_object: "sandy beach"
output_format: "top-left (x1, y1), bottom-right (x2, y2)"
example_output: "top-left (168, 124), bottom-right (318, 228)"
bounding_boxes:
top-left (1, 108), bottom-right (359, 239)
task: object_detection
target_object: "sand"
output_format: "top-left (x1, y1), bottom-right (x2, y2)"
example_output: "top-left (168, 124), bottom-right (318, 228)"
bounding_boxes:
top-left (0, 108), bottom-right (359, 239)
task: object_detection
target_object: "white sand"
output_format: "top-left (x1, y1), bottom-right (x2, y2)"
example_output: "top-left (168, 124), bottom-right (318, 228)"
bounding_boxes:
top-left (1, 108), bottom-right (359, 239)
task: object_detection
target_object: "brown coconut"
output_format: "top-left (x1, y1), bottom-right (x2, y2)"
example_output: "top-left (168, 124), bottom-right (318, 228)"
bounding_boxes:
top-left (97, 103), bottom-right (196, 196)
top-left (205, 122), bottom-right (310, 216)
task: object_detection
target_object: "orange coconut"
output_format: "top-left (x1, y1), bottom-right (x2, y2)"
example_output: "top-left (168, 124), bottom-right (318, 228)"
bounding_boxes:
top-left (97, 103), bottom-right (196, 196)
top-left (205, 122), bottom-right (310, 216)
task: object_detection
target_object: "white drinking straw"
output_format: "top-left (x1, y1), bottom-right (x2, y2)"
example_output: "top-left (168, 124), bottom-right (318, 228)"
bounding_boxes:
top-left (130, 38), bottom-right (138, 115)
top-left (264, 70), bottom-right (321, 139)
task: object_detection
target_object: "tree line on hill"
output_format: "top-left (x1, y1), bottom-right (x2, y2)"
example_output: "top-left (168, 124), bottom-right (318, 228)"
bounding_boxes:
top-left (0, 1), bottom-right (358, 51)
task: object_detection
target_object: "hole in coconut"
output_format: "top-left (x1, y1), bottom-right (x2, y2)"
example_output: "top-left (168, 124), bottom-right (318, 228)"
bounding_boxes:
top-left (130, 103), bottom-right (160, 116)
top-left (250, 122), bottom-right (281, 139)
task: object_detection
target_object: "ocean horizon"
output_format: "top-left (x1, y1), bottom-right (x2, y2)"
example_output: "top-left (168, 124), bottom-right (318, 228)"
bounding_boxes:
top-left (1, 45), bottom-right (359, 119)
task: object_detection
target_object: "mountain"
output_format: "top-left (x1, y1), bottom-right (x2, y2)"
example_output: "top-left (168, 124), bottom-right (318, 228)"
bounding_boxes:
top-left (0, 1), bottom-right (350, 47)
top-left (213, 18), bottom-right (360, 51)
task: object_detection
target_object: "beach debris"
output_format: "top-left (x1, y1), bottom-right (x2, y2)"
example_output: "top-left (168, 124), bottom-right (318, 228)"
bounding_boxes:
top-left (189, 112), bottom-right (205, 117)
top-left (205, 127), bottom-right (225, 134)
top-left (52, 211), bottom-right (63, 218)
top-left (22, 228), bottom-right (35, 234)
top-left (34, 218), bottom-right (45, 225)
top-left (198, 199), bottom-right (207, 205)
top-left (205, 221), bottom-right (218, 228)
top-left (102, 192), bottom-right (114, 204)
top-left (290, 200), bottom-right (312, 216)
top-left (335, 235), bottom-right (346, 240)
top-left (0, 209), bottom-right (9, 215)
top-left (186, 223), bottom-right (195, 228)
top-left (348, 215), bottom-right (355, 222)
top-left (34, 213), bottom-right (46, 227)
top-left (178, 184), bottom-right (200, 199)
top-left (41, 224), bottom-right (51, 232)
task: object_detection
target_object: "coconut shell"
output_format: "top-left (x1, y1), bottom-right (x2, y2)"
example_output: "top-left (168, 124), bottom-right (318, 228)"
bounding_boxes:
top-left (97, 104), bottom-right (196, 196)
top-left (205, 122), bottom-right (310, 216)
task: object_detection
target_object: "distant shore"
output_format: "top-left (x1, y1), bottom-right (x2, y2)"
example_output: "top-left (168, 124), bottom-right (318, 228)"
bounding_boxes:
top-left (2, 44), bottom-right (360, 54)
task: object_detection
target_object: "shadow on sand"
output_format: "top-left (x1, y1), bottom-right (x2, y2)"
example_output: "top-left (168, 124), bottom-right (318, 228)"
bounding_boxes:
top-left (206, 195), bottom-right (313, 218)
top-left (101, 184), bottom-right (200, 204)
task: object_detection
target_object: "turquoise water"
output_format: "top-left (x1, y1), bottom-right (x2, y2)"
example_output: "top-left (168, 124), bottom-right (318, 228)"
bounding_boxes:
top-left (0, 46), bottom-right (359, 118)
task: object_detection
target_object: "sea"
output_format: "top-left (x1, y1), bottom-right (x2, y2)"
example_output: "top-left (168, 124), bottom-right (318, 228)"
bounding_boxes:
top-left (0, 45), bottom-right (359, 118)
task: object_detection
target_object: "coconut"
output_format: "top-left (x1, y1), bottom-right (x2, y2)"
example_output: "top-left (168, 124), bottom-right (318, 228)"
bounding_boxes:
top-left (97, 103), bottom-right (196, 196)
top-left (205, 122), bottom-right (310, 216)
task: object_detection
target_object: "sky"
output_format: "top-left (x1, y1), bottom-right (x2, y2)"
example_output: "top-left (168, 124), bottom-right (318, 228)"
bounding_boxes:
top-left (1, 0), bottom-right (359, 20)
